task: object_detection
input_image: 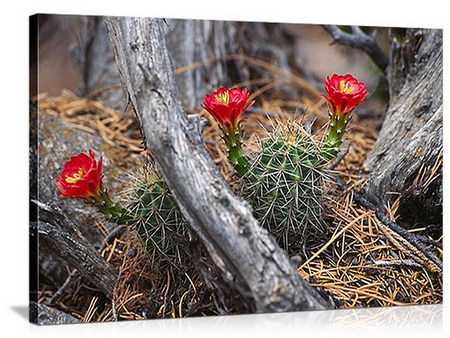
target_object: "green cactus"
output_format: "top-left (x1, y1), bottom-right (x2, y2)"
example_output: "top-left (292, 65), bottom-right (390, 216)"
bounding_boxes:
top-left (243, 121), bottom-right (329, 250)
top-left (125, 167), bottom-right (189, 270)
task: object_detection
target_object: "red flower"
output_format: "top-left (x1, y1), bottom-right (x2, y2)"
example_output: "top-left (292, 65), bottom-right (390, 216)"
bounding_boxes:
top-left (202, 87), bottom-right (255, 130)
top-left (57, 150), bottom-right (103, 200)
top-left (322, 74), bottom-right (368, 117)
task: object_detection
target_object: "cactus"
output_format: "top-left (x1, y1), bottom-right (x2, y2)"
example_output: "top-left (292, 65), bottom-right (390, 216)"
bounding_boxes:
top-left (125, 166), bottom-right (189, 270)
top-left (243, 121), bottom-right (329, 250)
top-left (56, 151), bottom-right (189, 271)
top-left (321, 74), bottom-right (368, 160)
top-left (239, 75), bottom-right (367, 251)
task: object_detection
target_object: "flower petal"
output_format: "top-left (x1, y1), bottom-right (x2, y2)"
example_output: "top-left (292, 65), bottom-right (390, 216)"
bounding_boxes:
top-left (56, 150), bottom-right (104, 199)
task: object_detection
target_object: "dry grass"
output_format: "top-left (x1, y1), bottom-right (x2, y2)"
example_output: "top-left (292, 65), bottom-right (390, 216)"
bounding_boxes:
top-left (298, 131), bottom-right (442, 308)
top-left (37, 90), bottom-right (144, 154)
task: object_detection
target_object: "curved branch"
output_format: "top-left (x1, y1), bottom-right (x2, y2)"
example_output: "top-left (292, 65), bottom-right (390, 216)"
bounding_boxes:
top-left (105, 16), bottom-right (330, 313)
top-left (323, 25), bottom-right (388, 72)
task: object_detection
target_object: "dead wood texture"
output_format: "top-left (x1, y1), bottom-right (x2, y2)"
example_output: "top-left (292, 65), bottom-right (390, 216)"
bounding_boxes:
top-left (105, 16), bottom-right (330, 313)
top-left (75, 16), bottom-right (124, 109)
top-left (364, 29), bottom-right (443, 208)
top-left (35, 201), bottom-right (118, 299)
top-left (165, 18), bottom-right (242, 108)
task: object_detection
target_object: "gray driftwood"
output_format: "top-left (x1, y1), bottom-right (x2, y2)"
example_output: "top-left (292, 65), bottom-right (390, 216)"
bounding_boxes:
top-left (35, 201), bottom-right (118, 299)
top-left (105, 17), bottom-right (330, 313)
top-left (75, 16), bottom-right (125, 109)
top-left (165, 18), bottom-right (242, 108)
top-left (363, 29), bottom-right (443, 208)
top-left (75, 17), bottom-right (244, 109)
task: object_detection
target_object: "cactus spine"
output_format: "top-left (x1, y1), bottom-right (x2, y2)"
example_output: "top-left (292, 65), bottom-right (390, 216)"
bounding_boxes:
top-left (243, 121), bottom-right (329, 250)
top-left (321, 111), bottom-right (350, 161)
top-left (203, 77), bottom-right (368, 251)
top-left (125, 167), bottom-right (189, 270)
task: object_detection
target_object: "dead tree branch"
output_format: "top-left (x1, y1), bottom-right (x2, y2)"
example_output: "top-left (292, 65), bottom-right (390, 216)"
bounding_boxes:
top-left (105, 16), bottom-right (330, 313)
top-left (363, 29), bottom-right (443, 209)
top-left (323, 25), bottom-right (388, 72)
top-left (35, 200), bottom-right (118, 298)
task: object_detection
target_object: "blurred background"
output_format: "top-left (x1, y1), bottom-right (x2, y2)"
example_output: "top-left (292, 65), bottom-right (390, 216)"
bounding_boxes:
top-left (31, 15), bottom-right (388, 113)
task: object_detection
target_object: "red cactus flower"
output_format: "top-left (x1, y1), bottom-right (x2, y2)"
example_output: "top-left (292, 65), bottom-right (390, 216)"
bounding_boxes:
top-left (57, 150), bottom-right (103, 200)
top-left (202, 87), bottom-right (255, 131)
top-left (202, 87), bottom-right (254, 176)
top-left (322, 74), bottom-right (368, 118)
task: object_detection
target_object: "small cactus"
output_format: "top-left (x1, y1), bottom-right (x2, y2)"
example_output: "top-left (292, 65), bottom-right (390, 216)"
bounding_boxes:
top-left (243, 121), bottom-right (329, 250)
top-left (125, 166), bottom-right (189, 270)
top-left (56, 151), bottom-right (190, 272)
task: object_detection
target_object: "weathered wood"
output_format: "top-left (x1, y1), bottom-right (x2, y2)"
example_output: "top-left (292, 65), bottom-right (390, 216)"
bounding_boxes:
top-left (33, 108), bottom-right (127, 288)
top-left (30, 301), bottom-right (81, 325)
top-left (74, 17), bottom-right (243, 109)
top-left (105, 17), bottom-right (330, 313)
top-left (165, 18), bottom-right (242, 108)
top-left (161, 19), bottom-right (307, 107)
top-left (363, 29), bottom-right (443, 208)
top-left (35, 201), bottom-right (118, 299)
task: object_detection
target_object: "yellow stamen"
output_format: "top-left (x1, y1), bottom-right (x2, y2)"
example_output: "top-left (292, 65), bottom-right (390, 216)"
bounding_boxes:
top-left (339, 80), bottom-right (354, 93)
top-left (65, 168), bottom-right (84, 184)
top-left (215, 91), bottom-right (229, 104)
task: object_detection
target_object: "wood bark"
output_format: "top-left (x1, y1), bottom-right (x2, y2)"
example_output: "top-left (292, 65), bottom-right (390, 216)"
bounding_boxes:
top-left (31, 102), bottom-right (125, 290)
top-left (105, 17), bottom-right (330, 313)
top-left (75, 17), bottom-right (244, 109)
top-left (35, 201), bottom-right (118, 299)
top-left (363, 29), bottom-right (443, 209)
top-left (165, 18), bottom-right (242, 109)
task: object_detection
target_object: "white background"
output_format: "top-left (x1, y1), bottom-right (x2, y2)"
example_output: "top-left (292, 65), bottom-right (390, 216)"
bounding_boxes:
top-left (0, 0), bottom-right (448, 336)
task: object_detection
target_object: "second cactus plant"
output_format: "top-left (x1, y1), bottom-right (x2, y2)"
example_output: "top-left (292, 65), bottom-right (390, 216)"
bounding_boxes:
top-left (202, 74), bottom-right (368, 250)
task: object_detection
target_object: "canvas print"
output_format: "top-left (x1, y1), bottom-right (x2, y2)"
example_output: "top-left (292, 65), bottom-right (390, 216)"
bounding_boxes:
top-left (29, 14), bottom-right (443, 325)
